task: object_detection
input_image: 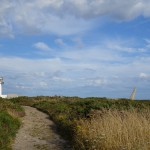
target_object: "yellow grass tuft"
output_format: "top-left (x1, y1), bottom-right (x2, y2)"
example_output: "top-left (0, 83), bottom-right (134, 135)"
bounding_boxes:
top-left (75, 109), bottom-right (150, 150)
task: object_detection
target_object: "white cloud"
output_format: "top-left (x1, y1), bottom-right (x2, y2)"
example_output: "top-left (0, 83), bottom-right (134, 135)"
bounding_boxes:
top-left (39, 82), bottom-right (48, 88)
top-left (145, 39), bottom-right (150, 48)
top-left (52, 76), bottom-right (73, 82)
top-left (33, 72), bottom-right (46, 77)
top-left (55, 38), bottom-right (66, 47)
top-left (139, 73), bottom-right (149, 79)
top-left (61, 48), bottom-right (118, 62)
top-left (0, 53), bottom-right (150, 98)
top-left (0, 0), bottom-right (150, 37)
top-left (87, 78), bottom-right (108, 86)
top-left (0, 56), bottom-right (63, 72)
top-left (15, 85), bottom-right (32, 90)
top-left (105, 39), bottom-right (137, 53)
top-left (12, 0), bottom-right (150, 21)
top-left (72, 37), bottom-right (84, 48)
top-left (59, 37), bottom-right (150, 67)
top-left (33, 42), bottom-right (52, 51)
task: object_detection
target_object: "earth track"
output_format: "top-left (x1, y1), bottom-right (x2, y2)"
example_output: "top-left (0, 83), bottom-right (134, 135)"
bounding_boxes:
top-left (12, 106), bottom-right (71, 150)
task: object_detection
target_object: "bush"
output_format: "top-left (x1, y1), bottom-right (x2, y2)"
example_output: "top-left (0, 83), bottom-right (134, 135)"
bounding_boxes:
top-left (0, 99), bottom-right (24, 149)
top-left (0, 112), bottom-right (20, 150)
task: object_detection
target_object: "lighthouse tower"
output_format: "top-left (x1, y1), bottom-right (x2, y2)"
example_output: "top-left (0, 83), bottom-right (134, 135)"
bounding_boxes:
top-left (0, 77), bottom-right (7, 98)
top-left (0, 77), bottom-right (4, 96)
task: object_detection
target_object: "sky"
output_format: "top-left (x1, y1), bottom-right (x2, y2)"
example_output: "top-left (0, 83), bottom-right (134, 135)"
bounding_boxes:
top-left (0, 0), bottom-right (150, 99)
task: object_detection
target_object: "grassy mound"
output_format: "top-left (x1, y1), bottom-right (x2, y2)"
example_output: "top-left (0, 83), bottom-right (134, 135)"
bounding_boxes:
top-left (0, 98), bottom-right (25, 150)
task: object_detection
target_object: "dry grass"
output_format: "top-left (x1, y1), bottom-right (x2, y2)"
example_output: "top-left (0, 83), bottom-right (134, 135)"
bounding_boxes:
top-left (75, 109), bottom-right (150, 150)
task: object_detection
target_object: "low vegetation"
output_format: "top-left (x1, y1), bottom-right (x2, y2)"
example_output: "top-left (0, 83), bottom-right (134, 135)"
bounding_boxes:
top-left (0, 98), bottom-right (25, 150)
top-left (10, 96), bottom-right (150, 150)
top-left (75, 109), bottom-right (150, 150)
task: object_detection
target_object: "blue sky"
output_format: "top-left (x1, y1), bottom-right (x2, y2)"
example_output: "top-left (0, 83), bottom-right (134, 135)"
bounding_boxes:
top-left (0, 0), bottom-right (150, 99)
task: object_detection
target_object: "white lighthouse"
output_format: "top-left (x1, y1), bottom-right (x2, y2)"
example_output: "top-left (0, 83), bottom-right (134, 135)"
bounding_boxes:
top-left (0, 77), bottom-right (7, 98)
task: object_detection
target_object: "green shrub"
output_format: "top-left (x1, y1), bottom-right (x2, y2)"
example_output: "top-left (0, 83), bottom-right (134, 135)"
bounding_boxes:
top-left (0, 99), bottom-right (24, 149)
top-left (0, 112), bottom-right (20, 150)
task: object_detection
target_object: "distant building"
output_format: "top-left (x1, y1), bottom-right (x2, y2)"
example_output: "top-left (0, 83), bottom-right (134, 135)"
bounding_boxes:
top-left (7, 94), bottom-right (18, 99)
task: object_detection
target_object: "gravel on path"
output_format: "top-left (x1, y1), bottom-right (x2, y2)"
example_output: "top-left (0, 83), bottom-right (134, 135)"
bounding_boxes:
top-left (12, 106), bottom-right (71, 150)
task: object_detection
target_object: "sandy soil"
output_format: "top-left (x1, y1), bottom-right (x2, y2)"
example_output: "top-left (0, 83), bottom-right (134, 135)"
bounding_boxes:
top-left (12, 106), bottom-right (71, 150)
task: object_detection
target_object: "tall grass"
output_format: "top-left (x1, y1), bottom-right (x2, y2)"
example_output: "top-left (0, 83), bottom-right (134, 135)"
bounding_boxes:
top-left (75, 110), bottom-right (150, 150)
top-left (0, 98), bottom-right (25, 149)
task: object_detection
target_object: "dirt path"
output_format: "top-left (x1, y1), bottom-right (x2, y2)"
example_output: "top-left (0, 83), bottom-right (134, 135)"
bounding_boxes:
top-left (12, 106), bottom-right (71, 150)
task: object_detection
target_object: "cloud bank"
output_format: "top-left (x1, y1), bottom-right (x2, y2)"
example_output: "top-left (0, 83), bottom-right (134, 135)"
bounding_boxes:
top-left (1, 38), bottom-right (150, 98)
top-left (0, 0), bottom-right (150, 37)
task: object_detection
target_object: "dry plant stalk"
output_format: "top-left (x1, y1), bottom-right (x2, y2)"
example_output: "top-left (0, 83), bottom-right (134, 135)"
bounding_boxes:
top-left (75, 109), bottom-right (150, 150)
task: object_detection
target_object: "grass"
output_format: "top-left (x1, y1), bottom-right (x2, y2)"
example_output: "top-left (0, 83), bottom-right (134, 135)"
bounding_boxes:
top-left (9, 96), bottom-right (150, 150)
top-left (75, 109), bottom-right (150, 150)
top-left (0, 98), bottom-right (25, 150)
